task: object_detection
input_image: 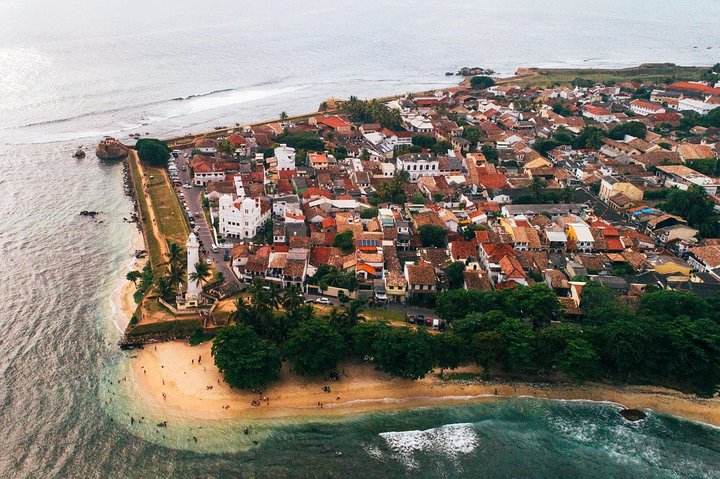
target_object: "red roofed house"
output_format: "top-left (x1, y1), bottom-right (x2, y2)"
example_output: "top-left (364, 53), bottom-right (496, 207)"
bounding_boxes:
top-left (630, 100), bottom-right (666, 117)
top-left (582, 105), bottom-right (617, 123)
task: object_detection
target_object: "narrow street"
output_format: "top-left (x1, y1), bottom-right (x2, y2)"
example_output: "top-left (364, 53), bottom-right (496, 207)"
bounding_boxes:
top-left (174, 150), bottom-right (241, 287)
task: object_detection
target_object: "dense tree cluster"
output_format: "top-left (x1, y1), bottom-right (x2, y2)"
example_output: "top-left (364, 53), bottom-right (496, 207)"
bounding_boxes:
top-left (659, 185), bottom-right (717, 237)
top-left (274, 131), bottom-right (325, 152)
top-left (136, 138), bottom-right (170, 167)
top-left (344, 97), bottom-right (402, 130)
top-left (418, 224), bottom-right (448, 247)
top-left (435, 284), bottom-right (720, 393)
top-left (307, 264), bottom-right (358, 292)
top-left (608, 121), bottom-right (647, 140)
top-left (470, 76), bottom-right (496, 90)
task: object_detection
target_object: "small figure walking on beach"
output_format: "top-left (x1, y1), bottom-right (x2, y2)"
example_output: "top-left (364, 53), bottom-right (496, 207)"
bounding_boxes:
top-left (162, 392), bottom-right (166, 400)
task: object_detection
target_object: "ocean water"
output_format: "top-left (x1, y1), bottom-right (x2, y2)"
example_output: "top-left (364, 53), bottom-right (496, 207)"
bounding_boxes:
top-left (1, 0), bottom-right (720, 477)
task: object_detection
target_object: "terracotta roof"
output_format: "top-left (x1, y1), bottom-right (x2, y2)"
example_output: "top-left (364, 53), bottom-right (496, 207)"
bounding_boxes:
top-left (688, 245), bottom-right (720, 269)
top-left (450, 241), bottom-right (477, 260)
top-left (463, 271), bottom-right (493, 291)
top-left (407, 262), bottom-right (437, 285)
top-left (499, 255), bottom-right (526, 279)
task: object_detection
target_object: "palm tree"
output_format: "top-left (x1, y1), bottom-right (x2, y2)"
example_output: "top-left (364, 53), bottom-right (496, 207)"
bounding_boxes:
top-left (530, 176), bottom-right (547, 201)
top-left (282, 285), bottom-right (304, 313)
top-left (189, 261), bottom-right (212, 289)
top-left (165, 243), bottom-right (184, 270)
top-left (155, 275), bottom-right (176, 302)
top-left (126, 270), bottom-right (142, 285)
top-left (167, 262), bottom-right (184, 287)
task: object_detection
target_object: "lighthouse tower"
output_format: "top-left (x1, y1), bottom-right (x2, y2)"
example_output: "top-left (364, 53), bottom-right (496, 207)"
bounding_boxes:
top-left (186, 233), bottom-right (201, 304)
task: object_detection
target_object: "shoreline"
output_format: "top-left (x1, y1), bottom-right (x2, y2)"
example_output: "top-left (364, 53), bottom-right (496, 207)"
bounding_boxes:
top-left (126, 340), bottom-right (720, 428)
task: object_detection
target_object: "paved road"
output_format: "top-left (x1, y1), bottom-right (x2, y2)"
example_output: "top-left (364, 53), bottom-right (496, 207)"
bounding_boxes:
top-left (173, 151), bottom-right (241, 286)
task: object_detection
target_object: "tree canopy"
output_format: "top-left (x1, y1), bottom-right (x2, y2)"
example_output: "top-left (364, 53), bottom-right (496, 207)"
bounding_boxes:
top-left (285, 318), bottom-right (346, 376)
top-left (470, 76), bottom-right (496, 90)
top-left (418, 224), bottom-right (447, 247)
top-left (608, 121), bottom-right (647, 140)
top-left (136, 138), bottom-right (170, 167)
top-left (345, 97), bottom-right (402, 130)
top-left (212, 325), bottom-right (281, 389)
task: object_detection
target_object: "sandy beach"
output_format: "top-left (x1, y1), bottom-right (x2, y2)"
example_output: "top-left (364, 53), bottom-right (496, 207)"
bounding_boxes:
top-left (127, 340), bottom-right (720, 427)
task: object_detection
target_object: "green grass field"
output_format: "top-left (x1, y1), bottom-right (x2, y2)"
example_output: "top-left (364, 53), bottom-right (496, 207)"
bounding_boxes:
top-left (361, 309), bottom-right (406, 323)
top-left (145, 166), bottom-right (190, 247)
top-left (128, 151), bottom-right (164, 270)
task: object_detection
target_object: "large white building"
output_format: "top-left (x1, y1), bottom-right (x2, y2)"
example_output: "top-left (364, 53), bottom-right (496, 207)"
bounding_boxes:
top-left (275, 144), bottom-right (296, 171)
top-left (396, 153), bottom-right (439, 182)
top-left (218, 194), bottom-right (270, 239)
top-left (678, 98), bottom-right (720, 115)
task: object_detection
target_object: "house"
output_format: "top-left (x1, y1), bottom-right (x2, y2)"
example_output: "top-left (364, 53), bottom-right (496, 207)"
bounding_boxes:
top-left (565, 221), bottom-right (594, 253)
top-left (275, 144), bottom-right (296, 171)
top-left (404, 261), bottom-right (438, 295)
top-left (582, 105), bottom-right (617, 123)
top-left (678, 98), bottom-right (720, 115)
top-left (396, 153), bottom-right (439, 182)
top-left (308, 152), bottom-right (331, 170)
top-left (599, 176), bottom-right (644, 202)
top-left (655, 165), bottom-right (720, 196)
top-left (191, 155), bottom-right (227, 186)
top-left (629, 100), bottom-right (666, 116)
top-left (194, 138), bottom-right (218, 155)
top-left (687, 245), bottom-right (720, 275)
top-left (218, 194), bottom-right (270, 239)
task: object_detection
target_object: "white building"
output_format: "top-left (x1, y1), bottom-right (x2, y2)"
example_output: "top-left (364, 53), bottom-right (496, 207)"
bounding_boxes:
top-left (678, 98), bottom-right (720, 115)
top-left (396, 153), bottom-right (439, 182)
top-left (275, 144), bottom-right (296, 171)
top-left (629, 100), bottom-right (666, 116)
top-left (218, 194), bottom-right (270, 239)
top-left (185, 233), bottom-right (201, 305)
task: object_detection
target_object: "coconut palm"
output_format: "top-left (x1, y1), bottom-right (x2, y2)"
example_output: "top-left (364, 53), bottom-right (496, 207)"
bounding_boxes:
top-left (155, 275), bottom-right (176, 302)
top-left (165, 242), bottom-right (184, 270)
top-left (530, 176), bottom-right (547, 200)
top-left (167, 262), bottom-right (184, 287)
top-left (282, 284), bottom-right (304, 313)
top-left (189, 261), bottom-right (212, 289)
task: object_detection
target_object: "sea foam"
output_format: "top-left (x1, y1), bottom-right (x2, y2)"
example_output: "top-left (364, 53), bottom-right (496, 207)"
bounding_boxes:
top-left (379, 423), bottom-right (479, 469)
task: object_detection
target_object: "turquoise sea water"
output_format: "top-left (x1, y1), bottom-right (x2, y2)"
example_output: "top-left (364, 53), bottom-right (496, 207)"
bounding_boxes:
top-left (1, 1), bottom-right (720, 477)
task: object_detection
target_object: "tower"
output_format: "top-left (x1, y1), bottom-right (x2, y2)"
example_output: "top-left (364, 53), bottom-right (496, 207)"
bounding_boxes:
top-left (186, 233), bottom-right (201, 302)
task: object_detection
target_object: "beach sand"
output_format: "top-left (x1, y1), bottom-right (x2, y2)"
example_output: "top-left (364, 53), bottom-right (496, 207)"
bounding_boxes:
top-left (128, 340), bottom-right (720, 427)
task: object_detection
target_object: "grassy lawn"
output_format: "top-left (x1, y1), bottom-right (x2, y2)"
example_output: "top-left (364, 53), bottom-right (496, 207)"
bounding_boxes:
top-left (145, 166), bottom-right (189, 247)
top-left (128, 151), bottom-right (164, 270)
top-left (511, 64), bottom-right (708, 88)
top-left (128, 318), bottom-right (201, 337)
top-left (361, 309), bottom-right (406, 323)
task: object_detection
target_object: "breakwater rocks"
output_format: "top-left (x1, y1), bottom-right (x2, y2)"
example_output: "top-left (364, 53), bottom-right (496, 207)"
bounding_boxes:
top-left (96, 137), bottom-right (129, 160)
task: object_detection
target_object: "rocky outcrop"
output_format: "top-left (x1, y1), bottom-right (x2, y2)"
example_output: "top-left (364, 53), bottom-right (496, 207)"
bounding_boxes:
top-left (619, 408), bottom-right (647, 421)
top-left (96, 137), bottom-right (129, 160)
top-left (73, 148), bottom-right (86, 159)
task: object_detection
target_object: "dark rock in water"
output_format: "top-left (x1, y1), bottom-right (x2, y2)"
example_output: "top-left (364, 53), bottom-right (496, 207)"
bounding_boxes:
top-left (74, 149), bottom-right (86, 159)
top-left (80, 210), bottom-right (99, 217)
top-left (619, 408), bottom-right (646, 421)
top-left (96, 137), bottom-right (129, 160)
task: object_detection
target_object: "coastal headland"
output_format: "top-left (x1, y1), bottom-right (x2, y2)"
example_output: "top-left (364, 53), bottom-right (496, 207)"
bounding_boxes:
top-left (114, 62), bottom-right (720, 430)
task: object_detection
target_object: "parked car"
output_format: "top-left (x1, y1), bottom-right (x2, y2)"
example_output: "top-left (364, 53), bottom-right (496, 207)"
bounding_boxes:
top-left (315, 297), bottom-right (330, 305)
top-left (183, 183), bottom-right (192, 189)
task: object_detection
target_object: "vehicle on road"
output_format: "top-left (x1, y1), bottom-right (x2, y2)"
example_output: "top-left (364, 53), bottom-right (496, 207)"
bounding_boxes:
top-left (205, 258), bottom-right (212, 265)
top-left (183, 183), bottom-right (192, 189)
top-left (211, 244), bottom-right (219, 253)
top-left (315, 297), bottom-right (330, 305)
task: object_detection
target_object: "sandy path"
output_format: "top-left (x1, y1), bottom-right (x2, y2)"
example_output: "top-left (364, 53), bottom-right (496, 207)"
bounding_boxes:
top-left (129, 341), bottom-right (720, 427)
top-left (131, 150), bottom-right (168, 260)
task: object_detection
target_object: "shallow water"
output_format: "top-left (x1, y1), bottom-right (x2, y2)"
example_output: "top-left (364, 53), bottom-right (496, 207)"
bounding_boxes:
top-left (1, 1), bottom-right (720, 477)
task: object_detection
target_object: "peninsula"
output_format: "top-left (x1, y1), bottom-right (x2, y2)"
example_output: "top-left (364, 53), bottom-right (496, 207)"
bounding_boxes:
top-left (115, 63), bottom-right (720, 426)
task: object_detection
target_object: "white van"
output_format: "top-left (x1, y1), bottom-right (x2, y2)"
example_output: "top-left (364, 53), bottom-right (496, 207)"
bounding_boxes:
top-left (211, 244), bottom-right (219, 253)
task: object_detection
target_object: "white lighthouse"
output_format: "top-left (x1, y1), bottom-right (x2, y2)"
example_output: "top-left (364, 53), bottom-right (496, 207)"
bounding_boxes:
top-left (186, 233), bottom-right (201, 305)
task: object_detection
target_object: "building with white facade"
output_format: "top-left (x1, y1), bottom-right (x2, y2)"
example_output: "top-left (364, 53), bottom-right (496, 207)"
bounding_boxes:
top-left (678, 98), bottom-right (720, 115)
top-left (275, 144), bottom-right (296, 171)
top-left (629, 100), bottom-right (666, 116)
top-left (218, 194), bottom-right (270, 239)
top-left (396, 153), bottom-right (439, 182)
